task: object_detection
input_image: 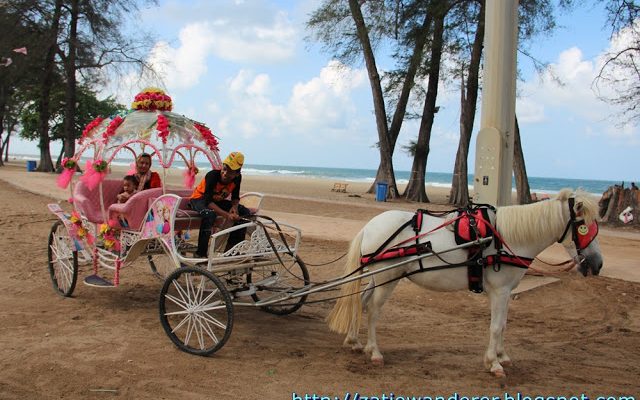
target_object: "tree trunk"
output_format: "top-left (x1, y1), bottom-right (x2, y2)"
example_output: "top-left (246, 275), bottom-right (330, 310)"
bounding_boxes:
top-left (0, 86), bottom-right (6, 167)
top-left (368, 12), bottom-right (433, 194)
top-left (449, 0), bottom-right (485, 206)
top-left (63, 0), bottom-right (79, 160)
top-left (2, 133), bottom-right (9, 163)
top-left (599, 185), bottom-right (640, 226)
top-left (348, 0), bottom-right (398, 198)
top-left (513, 116), bottom-right (532, 204)
top-left (36, 0), bottom-right (63, 172)
top-left (404, 8), bottom-right (446, 202)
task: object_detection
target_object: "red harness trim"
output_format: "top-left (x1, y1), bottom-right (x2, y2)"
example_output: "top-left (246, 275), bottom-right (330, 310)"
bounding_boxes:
top-left (361, 243), bottom-right (430, 265)
top-left (359, 209), bottom-right (533, 271)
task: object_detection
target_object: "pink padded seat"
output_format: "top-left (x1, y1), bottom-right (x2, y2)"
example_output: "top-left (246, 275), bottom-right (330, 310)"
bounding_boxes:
top-left (108, 188), bottom-right (164, 231)
top-left (73, 179), bottom-right (123, 224)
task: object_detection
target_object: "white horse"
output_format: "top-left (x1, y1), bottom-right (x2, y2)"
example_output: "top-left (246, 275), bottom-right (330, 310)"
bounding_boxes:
top-left (326, 189), bottom-right (603, 378)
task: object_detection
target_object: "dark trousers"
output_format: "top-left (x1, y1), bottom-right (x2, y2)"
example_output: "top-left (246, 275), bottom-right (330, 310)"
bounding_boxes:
top-left (189, 198), bottom-right (250, 256)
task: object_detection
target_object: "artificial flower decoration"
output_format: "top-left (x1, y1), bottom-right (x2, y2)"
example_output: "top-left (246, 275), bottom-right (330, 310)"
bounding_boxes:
top-left (80, 159), bottom-right (109, 190)
top-left (156, 114), bottom-right (170, 144)
top-left (56, 157), bottom-right (77, 189)
top-left (98, 222), bottom-right (121, 252)
top-left (193, 123), bottom-right (219, 152)
top-left (131, 87), bottom-right (173, 111)
top-left (79, 116), bottom-right (104, 144)
top-left (68, 211), bottom-right (95, 245)
top-left (183, 163), bottom-right (199, 188)
top-left (102, 115), bottom-right (123, 143)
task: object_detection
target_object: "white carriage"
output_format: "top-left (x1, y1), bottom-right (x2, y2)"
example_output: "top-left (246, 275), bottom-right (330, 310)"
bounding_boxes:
top-left (47, 89), bottom-right (310, 355)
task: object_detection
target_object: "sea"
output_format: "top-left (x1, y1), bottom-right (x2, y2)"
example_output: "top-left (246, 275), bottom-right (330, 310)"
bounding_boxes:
top-left (12, 154), bottom-right (622, 196)
top-left (240, 164), bottom-right (620, 196)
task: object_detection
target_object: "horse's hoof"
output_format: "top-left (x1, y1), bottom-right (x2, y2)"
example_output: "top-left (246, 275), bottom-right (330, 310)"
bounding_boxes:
top-left (350, 343), bottom-right (364, 352)
top-left (492, 368), bottom-right (506, 378)
top-left (499, 359), bottom-right (512, 367)
top-left (371, 357), bottom-right (384, 367)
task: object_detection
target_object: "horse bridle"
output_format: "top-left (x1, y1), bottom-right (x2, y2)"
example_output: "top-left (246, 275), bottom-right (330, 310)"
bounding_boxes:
top-left (557, 197), bottom-right (599, 262)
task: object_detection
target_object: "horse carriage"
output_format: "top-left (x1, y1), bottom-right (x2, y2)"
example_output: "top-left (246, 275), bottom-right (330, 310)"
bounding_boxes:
top-left (47, 89), bottom-right (310, 355)
top-left (46, 89), bottom-right (604, 377)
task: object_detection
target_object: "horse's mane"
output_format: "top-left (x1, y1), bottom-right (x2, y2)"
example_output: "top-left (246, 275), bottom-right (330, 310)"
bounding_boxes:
top-left (496, 189), bottom-right (598, 246)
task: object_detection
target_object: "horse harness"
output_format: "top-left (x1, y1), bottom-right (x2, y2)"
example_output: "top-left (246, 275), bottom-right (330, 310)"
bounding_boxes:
top-left (359, 205), bottom-right (533, 294)
top-left (557, 197), bottom-right (599, 260)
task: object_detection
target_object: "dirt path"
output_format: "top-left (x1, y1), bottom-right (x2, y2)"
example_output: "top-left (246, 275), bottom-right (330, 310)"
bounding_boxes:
top-left (0, 179), bottom-right (638, 399)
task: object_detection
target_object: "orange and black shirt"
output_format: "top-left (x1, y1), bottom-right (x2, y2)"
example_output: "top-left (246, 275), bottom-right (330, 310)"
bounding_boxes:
top-left (191, 169), bottom-right (241, 204)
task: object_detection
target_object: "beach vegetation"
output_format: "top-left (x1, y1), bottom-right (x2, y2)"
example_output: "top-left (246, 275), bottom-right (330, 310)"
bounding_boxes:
top-left (308, 0), bottom-right (581, 205)
top-left (0, 0), bottom-right (157, 172)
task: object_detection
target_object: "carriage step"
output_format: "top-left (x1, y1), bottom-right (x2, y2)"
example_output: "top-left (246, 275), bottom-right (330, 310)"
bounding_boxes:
top-left (83, 274), bottom-right (115, 288)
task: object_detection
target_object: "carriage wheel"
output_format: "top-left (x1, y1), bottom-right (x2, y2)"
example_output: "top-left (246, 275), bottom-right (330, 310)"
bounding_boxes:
top-left (159, 267), bottom-right (234, 356)
top-left (47, 221), bottom-right (79, 297)
top-left (247, 254), bottom-right (310, 315)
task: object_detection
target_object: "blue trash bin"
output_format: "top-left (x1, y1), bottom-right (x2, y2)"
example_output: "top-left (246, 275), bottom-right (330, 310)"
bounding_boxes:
top-left (26, 160), bottom-right (37, 172)
top-left (375, 182), bottom-right (388, 202)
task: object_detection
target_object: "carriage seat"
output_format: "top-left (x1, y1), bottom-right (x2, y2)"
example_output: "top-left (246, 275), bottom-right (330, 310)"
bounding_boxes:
top-left (107, 187), bottom-right (264, 232)
top-left (107, 187), bottom-right (164, 231)
top-left (73, 179), bottom-right (124, 224)
top-left (167, 190), bottom-right (265, 231)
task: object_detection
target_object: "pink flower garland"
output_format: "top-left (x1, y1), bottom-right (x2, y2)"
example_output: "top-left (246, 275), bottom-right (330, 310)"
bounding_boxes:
top-left (79, 117), bottom-right (104, 144)
top-left (102, 115), bottom-right (123, 143)
top-left (157, 114), bottom-right (170, 144)
top-left (193, 123), bottom-right (219, 152)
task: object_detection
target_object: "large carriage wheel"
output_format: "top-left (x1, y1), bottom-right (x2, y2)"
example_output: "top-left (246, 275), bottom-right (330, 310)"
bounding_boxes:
top-left (159, 267), bottom-right (234, 356)
top-left (47, 221), bottom-right (79, 297)
top-left (247, 254), bottom-right (310, 315)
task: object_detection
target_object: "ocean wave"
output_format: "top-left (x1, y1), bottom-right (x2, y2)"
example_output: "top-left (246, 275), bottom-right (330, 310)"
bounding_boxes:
top-left (243, 168), bottom-right (306, 175)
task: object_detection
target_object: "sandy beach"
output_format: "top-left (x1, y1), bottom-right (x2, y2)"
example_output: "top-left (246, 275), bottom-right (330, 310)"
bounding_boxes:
top-left (0, 161), bottom-right (639, 398)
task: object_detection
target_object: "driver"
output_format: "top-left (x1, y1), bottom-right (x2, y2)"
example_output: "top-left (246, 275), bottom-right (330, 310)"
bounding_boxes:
top-left (189, 151), bottom-right (250, 257)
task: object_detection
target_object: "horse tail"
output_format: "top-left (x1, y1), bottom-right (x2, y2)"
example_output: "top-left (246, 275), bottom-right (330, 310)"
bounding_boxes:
top-left (326, 228), bottom-right (364, 334)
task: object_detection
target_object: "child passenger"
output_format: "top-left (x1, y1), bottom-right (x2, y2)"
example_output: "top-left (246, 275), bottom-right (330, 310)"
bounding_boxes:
top-left (117, 175), bottom-right (139, 204)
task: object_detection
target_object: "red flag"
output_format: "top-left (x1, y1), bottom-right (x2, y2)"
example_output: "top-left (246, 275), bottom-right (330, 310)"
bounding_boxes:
top-left (12, 47), bottom-right (27, 55)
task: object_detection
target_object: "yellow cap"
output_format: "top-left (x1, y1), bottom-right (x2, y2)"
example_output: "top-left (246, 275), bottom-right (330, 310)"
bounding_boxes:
top-left (223, 151), bottom-right (244, 170)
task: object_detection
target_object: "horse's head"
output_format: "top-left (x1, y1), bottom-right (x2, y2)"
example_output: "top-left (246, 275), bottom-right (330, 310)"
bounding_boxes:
top-left (556, 190), bottom-right (603, 276)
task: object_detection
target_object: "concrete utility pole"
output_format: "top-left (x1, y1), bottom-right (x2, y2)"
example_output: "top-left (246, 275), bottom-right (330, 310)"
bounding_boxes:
top-left (473, 0), bottom-right (518, 206)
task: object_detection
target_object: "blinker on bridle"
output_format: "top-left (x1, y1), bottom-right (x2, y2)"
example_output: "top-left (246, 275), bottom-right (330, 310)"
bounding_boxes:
top-left (557, 197), bottom-right (599, 254)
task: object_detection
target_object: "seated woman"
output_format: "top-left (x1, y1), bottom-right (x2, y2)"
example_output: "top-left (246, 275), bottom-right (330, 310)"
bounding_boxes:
top-left (133, 153), bottom-right (162, 191)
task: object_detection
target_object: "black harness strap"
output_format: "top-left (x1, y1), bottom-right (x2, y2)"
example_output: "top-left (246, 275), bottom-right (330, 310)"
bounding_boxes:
top-left (361, 219), bottom-right (414, 268)
top-left (412, 210), bottom-right (426, 271)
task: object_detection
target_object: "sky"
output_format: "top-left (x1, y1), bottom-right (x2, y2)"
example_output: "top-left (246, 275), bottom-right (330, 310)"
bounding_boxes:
top-left (11, 0), bottom-right (639, 182)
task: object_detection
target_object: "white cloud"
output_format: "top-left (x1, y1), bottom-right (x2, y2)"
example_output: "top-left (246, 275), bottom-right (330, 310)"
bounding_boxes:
top-left (147, 23), bottom-right (213, 90)
top-left (518, 45), bottom-right (639, 143)
top-left (212, 61), bottom-right (368, 141)
top-left (516, 96), bottom-right (545, 123)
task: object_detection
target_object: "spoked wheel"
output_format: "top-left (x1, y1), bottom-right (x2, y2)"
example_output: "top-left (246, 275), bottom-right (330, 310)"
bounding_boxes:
top-left (247, 253), bottom-right (310, 315)
top-left (47, 221), bottom-right (79, 297)
top-left (159, 267), bottom-right (234, 356)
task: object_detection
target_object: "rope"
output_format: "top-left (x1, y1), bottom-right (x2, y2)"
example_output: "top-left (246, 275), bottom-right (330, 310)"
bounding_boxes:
top-left (304, 252), bottom-right (347, 267)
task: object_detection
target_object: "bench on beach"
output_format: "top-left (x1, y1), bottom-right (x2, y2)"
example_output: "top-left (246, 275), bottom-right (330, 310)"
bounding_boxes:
top-left (331, 182), bottom-right (348, 193)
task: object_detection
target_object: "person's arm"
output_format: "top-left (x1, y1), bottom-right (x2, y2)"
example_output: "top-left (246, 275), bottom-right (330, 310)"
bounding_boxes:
top-left (149, 172), bottom-right (162, 188)
top-left (228, 175), bottom-right (242, 219)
